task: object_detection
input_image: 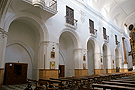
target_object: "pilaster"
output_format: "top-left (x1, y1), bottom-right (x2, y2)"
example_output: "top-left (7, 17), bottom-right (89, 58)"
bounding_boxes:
top-left (39, 41), bottom-right (59, 79)
top-left (74, 48), bottom-right (88, 76)
top-left (0, 28), bottom-right (8, 68)
top-left (0, 28), bottom-right (8, 88)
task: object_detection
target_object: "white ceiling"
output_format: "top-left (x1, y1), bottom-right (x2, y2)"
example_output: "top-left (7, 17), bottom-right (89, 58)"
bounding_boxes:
top-left (86, 0), bottom-right (135, 30)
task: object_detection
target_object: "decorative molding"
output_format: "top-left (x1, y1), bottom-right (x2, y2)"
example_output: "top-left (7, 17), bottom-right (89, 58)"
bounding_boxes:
top-left (98, 21), bottom-right (103, 32)
top-left (0, 27), bottom-right (8, 38)
top-left (73, 48), bottom-right (82, 51)
top-left (80, 10), bottom-right (86, 23)
top-left (39, 41), bottom-right (50, 46)
top-left (65, 22), bottom-right (77, 30)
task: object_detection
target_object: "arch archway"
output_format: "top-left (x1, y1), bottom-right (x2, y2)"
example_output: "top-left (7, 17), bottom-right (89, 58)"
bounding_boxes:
top-left (87, 39), bottom-right (95, 75)
top-left (4, 15), bottom-right (46, 79)
top-left (102, 43), bottom-right (111, 74)
top-left (86, 37), bottom-right (100, 74)
top-left (59, 29), bottom-right (81, 77)
top-left (4, 12), bottom-right (48, 41)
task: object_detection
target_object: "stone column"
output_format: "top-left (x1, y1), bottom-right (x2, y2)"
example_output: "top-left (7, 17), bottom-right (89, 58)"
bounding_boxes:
top-left (74, 48), bottom-right (88, 77)
top-left (0, 28), bottom-right (8, 88)
top-left (122, 37), bottom-right (128, 72)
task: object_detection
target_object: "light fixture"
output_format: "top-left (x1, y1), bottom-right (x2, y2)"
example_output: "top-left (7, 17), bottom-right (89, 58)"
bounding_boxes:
top-left (52, 45), bottom-right (55, 51)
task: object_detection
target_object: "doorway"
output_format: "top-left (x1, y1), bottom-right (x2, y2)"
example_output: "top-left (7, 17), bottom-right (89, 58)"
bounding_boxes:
top-left (59, 65), bottom-right (65, 77)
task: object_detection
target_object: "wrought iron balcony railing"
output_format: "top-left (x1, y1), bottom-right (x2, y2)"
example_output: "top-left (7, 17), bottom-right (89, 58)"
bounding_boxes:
top-left (103, 34), bottom-right (109, 43)
top-left (24, 0), bottom-right (57, 10)
top-left (116, 41), bottom-right (120, 46)
top-left (89, 27), bottom-right (97, 38)
top-left (65, 16), bottom-right (78, 29)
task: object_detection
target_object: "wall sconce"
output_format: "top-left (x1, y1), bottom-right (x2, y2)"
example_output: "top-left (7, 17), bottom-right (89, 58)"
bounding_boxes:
top-left (52, 45), bottom-right (55, 51)
top-left (51, 45), bottom-right (55, 58)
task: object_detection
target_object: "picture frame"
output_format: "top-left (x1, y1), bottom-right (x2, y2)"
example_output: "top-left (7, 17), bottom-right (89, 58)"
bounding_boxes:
top-left (51, 51), bottom-right (55, 58)
top-left (83, 55), bottom-right (86, 61)
top-left (50, 61), bottom-right (55, 69)
top-left (83, 63), bottom-right (86, 69)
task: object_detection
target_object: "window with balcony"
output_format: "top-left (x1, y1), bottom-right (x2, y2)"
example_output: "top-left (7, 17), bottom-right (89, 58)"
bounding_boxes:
top-left (103, 27), bottom-right (109, 42)
top-left (115, 35), bottom-right (120, 45)
top-left (66, 6), bottom-right (74, 25)
top-left (89, 19), bottom-right (94, 34)
top-left (89, 19), bottom-right (97, 37)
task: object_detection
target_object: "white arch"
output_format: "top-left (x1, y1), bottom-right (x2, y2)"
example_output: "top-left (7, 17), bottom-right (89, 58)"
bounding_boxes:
top-left (57, 28), bottom-right (82, 49)
top-left (6, 40), bottom-right (34, 66)
top-left (114, 48), bottom-right (122, 68)
top-left (101, 43), bottom-right (111, 56)
top-left (115, 46), bottom-right (122, 59)
top-left (4, 12), bottom-right (49, 41)
top-left (86, 37), bottom-right (100, 53)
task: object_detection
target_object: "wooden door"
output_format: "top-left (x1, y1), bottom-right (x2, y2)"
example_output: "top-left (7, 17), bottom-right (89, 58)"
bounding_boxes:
top-left (59, 65), bottom-right (65, 77)
top-left (4, 63), bottom-right (28, 85)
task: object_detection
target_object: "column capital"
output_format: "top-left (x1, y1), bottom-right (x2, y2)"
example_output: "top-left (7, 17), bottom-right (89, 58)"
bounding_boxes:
top-left (73, 48), bottom-right (82, 51)
top-left (0, 27), bottom-right (9, 38)
top-left (39, 41), bottom-right (50, 46)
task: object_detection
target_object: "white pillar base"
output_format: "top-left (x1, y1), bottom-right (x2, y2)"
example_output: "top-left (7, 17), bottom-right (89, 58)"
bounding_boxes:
top-left (132, 66), bottom-right (135, 72)
top-left (124, 64), bottom-right (128, 69)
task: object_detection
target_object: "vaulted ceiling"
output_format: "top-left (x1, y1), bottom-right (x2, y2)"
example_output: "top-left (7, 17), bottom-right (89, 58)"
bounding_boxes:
top-left (88, 0), bottom-right (135, 31)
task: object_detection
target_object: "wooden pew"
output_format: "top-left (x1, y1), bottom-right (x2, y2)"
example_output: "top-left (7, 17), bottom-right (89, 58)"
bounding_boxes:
top-left (25, 79), bottom-right (39, 90)
top-left (110, 80), bottom-right (135, 84)
top-left (102, 81), bottom-right (135, 87)
top-left (92, 83), bottom-right (135, 90)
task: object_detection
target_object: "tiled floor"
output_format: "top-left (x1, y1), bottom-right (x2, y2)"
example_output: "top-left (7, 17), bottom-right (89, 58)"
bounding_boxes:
top-left (0, 84), bottom-right (35, 90)
top-left (0, 84), bottom-right (109, 90)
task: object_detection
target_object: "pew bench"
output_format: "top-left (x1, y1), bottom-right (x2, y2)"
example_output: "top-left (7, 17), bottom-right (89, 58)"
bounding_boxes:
top-left (102, 81), bottom-right (135, 87)
top-left (92, 83), bottom-right (135, 90)
top-left (110, 80), bottom-right (135, 84)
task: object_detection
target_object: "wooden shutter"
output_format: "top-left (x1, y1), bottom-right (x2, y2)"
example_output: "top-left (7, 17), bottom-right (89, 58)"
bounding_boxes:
top-left (66, 6), bottom-right (74, 25)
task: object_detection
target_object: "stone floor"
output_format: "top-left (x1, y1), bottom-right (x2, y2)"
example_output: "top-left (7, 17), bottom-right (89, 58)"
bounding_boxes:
top-left (0, 84), bottom-right (35, 90)
top-left (0, 84), bottom-right (108, 90)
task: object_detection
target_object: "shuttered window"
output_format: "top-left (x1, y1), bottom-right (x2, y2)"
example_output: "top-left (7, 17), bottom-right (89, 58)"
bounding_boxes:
top-left (66, 6), bottom-right (74, 25)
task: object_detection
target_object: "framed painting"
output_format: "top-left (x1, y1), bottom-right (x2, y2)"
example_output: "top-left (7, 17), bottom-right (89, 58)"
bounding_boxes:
top-left (51, 51), bottom-right (55, 58)
top-left (50, 61), bottom-right (55, 69)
